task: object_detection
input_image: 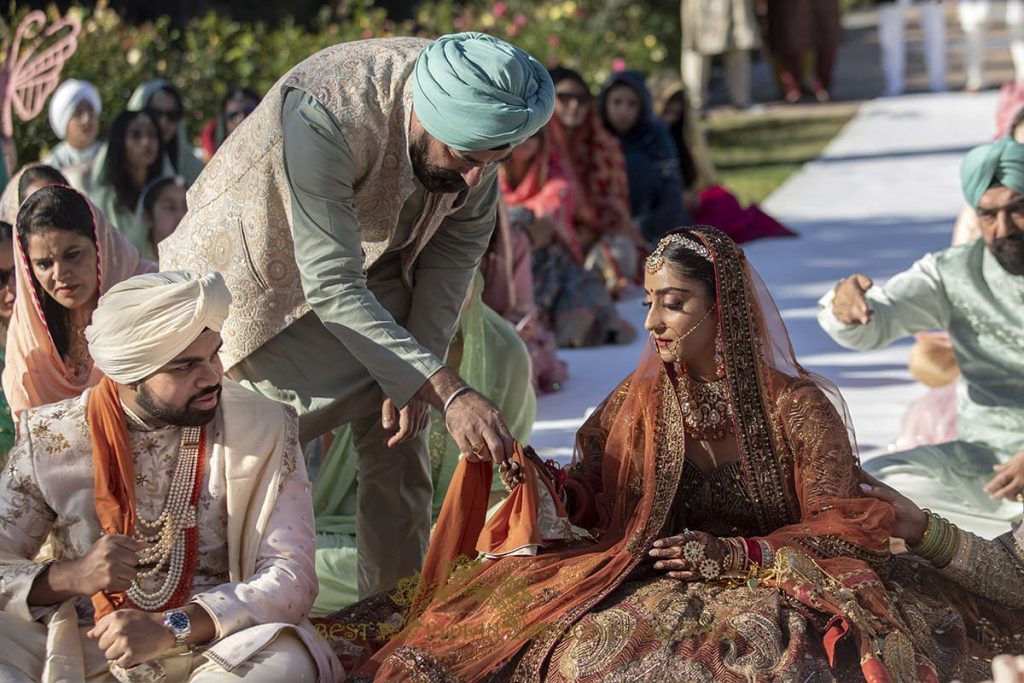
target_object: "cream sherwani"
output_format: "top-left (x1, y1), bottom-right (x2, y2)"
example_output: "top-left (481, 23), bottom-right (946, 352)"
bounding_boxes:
top-left (0, 381), bottom-right (343, 682)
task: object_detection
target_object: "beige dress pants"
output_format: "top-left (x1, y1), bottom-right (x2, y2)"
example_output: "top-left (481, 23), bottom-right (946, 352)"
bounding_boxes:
top-left (0, 613), bottom-right (317, 682)
top-left (228, 255), bottom-right (434, 598)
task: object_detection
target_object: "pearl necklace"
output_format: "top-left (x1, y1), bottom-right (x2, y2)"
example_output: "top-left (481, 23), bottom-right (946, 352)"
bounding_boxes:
top-left (126, 426), bottom-right (205, 612)
top-left (680, 372), bottom-right (733, 441)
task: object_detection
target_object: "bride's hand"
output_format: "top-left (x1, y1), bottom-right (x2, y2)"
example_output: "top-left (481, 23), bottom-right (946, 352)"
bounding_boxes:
top-left (648, 530), bottom-right (730, 581)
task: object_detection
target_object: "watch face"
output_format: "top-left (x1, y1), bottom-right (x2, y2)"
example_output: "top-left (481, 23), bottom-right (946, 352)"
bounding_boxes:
top-left (167, 611), bottom-right (190, 631)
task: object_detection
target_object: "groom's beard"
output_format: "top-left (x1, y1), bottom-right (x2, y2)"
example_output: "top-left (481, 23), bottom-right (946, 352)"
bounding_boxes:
top-left (136, 383), bottom-right (222, 427)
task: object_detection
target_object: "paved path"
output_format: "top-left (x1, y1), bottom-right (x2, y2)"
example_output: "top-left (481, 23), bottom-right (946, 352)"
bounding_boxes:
top-left (530, 90), bottom-right (999, 464)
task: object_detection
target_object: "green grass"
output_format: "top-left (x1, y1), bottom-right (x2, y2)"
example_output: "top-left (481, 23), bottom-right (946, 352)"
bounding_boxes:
top-left (705, 112), bottom-right (854, 205)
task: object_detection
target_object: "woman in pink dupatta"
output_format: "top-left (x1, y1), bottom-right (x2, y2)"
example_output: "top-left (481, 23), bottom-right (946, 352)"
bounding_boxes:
top-left (2, 185), bottom-right (155, 418)
top-left (500, 130), bottom-right (635, 348)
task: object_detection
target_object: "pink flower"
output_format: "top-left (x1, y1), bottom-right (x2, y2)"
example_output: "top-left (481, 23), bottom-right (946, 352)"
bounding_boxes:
top-left (612, 57), bottom-right (627, 72)
top-left (492, 2), bottom-right (508, 18)
top-left (507, 23), bottom-right (520, 36)
top-left (514, 13), bottom-right (528, 27)
top-left (548, 35), bottom-right (561, 47)
top-left (362, 29), bottom-right (374, 38)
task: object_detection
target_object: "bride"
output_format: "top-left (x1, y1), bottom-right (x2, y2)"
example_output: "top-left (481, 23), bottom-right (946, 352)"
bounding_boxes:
top-left (337, 227), bottom-right (1020, 682)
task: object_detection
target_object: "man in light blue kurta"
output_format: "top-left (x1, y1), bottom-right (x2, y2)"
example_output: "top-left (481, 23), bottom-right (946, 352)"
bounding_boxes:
top-left (818, 137), bottom-right (1024, 538)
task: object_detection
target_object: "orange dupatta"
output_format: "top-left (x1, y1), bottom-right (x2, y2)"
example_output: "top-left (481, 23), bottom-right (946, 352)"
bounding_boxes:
top-left (87, 376), bottom-right (141, 620)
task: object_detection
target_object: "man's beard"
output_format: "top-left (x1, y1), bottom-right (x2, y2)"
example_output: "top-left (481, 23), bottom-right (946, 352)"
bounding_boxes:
top-left (136, 384), bottom-right (222, 427)
top-left (990, 233), bottom-right (1024, 276)
top-left (409, 134), bottom-right (467, 194)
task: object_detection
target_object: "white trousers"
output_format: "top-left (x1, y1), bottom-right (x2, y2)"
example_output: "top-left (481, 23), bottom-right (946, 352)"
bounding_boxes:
top-left (682, 48), bottom-right (752, 109)
top-left (959, 0), bottom-right (991, 88)
top-left (879, 0), bottom-right (949, 95)
top-left (0, 614), bottom-right (319, 683)
top-left (959, 1), bottom-right (1024, 86)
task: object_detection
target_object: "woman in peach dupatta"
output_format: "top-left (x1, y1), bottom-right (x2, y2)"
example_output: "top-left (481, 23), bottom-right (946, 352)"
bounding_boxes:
top-left (500, 130), bottom-right (635, 348)
top-left (339, 227), bottom-right (1020, 682)
top-left (1, 185), bottom-right (154, 418)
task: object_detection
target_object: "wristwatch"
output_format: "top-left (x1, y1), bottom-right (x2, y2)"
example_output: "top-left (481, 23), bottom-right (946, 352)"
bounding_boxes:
top-left (162, 609), bottom-right (192, 647)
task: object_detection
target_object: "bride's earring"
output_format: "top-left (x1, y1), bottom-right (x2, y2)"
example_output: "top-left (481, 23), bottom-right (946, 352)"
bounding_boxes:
top-left (714, 328), bottom-right (726, 379)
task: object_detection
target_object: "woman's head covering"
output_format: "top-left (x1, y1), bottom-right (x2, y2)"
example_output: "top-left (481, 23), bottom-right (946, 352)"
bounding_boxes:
top-left (545, 94), bottom-right (633, 237)
top-left (412, 32), bottom-right (555, 152)
top-left (1, 187), bottom-right (156, 418)
top-left (48, 79), bottom-right (101, 140)
top-left (87, 271), bottom-right (231, 384)
top-left (960, 137), bottom-right (1024, 209)
top-left (597, 70), bottom-right (655, 140)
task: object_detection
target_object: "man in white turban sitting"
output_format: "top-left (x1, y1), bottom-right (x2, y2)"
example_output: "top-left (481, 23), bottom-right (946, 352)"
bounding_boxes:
top-left (0, 271), bottom-right (341, 682)
top-left (160, 32), bottom-right (554, 599)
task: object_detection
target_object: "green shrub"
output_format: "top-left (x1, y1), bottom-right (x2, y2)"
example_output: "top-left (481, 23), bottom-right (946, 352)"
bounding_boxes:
top-left (3, 0), bottom-right (679, 162)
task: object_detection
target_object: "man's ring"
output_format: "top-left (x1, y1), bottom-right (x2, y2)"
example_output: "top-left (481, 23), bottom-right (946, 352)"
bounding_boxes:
top-left (1015, 492), bottom-right (1024, 503)
top-left (471, 443), bottom-right (485, 457)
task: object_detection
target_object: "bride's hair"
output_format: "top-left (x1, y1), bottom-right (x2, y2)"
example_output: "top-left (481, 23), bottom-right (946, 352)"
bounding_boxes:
top-left (659, 232), bottom-right (715, 296)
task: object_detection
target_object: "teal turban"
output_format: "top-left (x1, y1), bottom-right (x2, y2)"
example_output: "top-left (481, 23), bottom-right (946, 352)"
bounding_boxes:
top-left (413, 32), bottom-right (554, 152)
top-left (961, 137), bottom-right (1024, 208)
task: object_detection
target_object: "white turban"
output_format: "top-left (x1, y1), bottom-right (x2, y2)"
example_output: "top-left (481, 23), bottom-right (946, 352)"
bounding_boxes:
top-left (48, 79), bottom-right (102, 139)
top-left (86, 271), bottom-right (232, 384)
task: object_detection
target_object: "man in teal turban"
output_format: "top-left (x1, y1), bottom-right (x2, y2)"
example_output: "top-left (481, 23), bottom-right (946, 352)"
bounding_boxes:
top-left (159, 33), bottom-right (551, 600)
top-left (814, 137), bottom-right (1024, 539)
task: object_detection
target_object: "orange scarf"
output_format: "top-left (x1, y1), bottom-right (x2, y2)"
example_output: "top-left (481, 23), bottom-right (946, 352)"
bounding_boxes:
top-left (87, 377), bottom-right (139, 620)
top-left (411, 444), bottom-right (565, 616)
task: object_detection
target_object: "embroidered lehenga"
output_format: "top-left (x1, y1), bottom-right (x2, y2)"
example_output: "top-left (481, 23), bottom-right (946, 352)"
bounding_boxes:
top-left (331, 227), bottom-right (1022, 682)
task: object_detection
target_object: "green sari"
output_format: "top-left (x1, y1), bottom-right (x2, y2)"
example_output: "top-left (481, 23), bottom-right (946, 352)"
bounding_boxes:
top-left (311, 274), bottom-right (537, 614)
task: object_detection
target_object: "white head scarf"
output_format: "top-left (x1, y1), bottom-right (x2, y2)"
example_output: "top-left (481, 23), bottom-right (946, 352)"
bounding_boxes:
top-left (86, 271), bottom-right (232, 384)
top-left (48, 79), bottom-right (102, 140)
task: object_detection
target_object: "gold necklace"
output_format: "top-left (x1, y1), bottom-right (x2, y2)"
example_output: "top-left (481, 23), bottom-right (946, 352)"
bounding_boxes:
top-left (680, 372), bottom-right (733, 441)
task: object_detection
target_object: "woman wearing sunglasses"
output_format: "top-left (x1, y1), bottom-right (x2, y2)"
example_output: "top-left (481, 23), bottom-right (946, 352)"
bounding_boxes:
top-left (200, 87), bottom-right (261, 163)
top-left (127, 79), bottom-right (204, 187)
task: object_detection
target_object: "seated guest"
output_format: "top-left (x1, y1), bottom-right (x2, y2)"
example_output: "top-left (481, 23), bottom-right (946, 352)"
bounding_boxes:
top-left (128, 79), bottom-right (204, 187)
top-left (199, 88), bottom-right (261, 163)
top-left (0, 270), bottom-right (341, 681)
top-left (500, 129), bottom-right (635, 348)
top-left (0, 221), bottom-right (15, 462)
top-left (598, 71), bottom-right (689, 244)
top-left (89, 110), bottom-right (173, 260)
top-left (819, 137), bottom-right (1024, 537)
top-left (2, 185), bottom-right (155, 420)
top-left (140, 175), bottom-right (187, 253)
top-left (42, 79), bottom-right (103, 192)
top-left (17, 164), bottom-right (70, 202)
top-left (547, 67), bottom-right (642, 295)
top-left (661, 89), bottom-right (795, 244)
top-left (480, 205), bottom-right (567, 393)
top-left (0, 164), bottom-right (71, 225)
